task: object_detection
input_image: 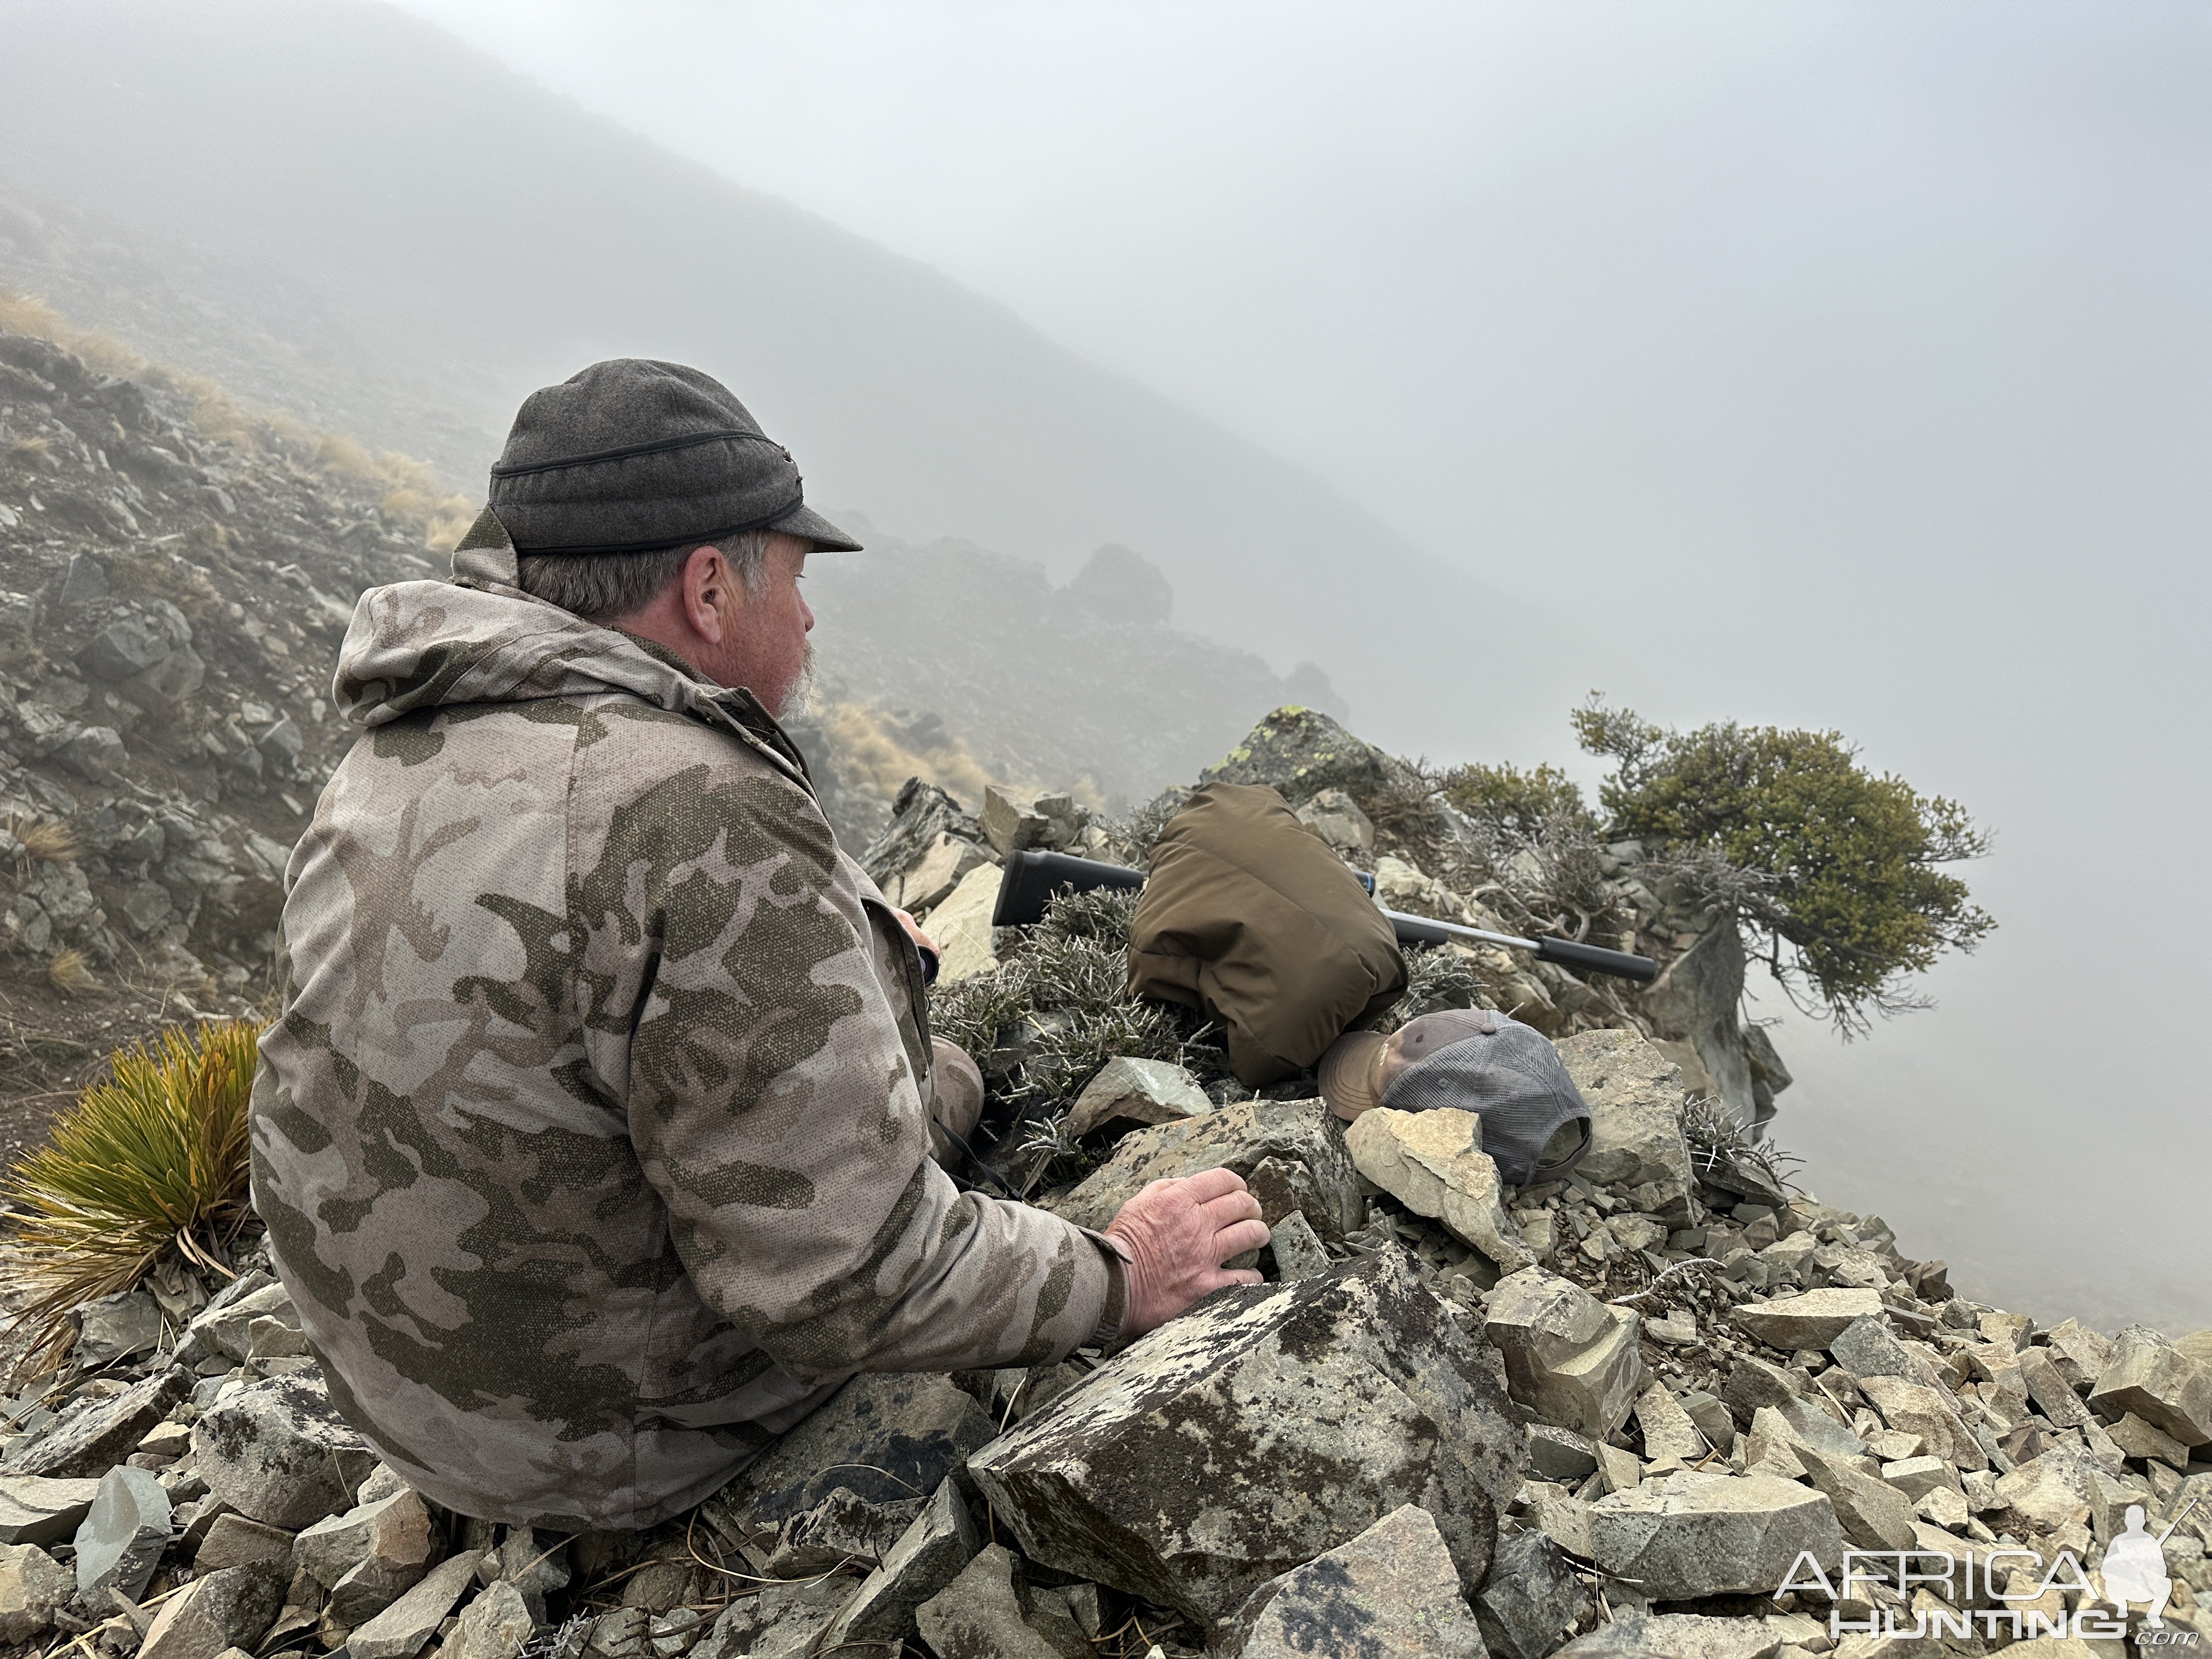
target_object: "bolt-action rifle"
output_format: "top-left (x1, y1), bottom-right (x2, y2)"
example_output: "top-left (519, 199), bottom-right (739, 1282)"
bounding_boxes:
top-left (989, 849), bottom-right (1658, 983)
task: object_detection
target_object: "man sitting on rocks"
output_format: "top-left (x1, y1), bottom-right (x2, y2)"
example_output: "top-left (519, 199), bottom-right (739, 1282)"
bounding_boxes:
top-left (250, 359), bottom-right (1268, 1530)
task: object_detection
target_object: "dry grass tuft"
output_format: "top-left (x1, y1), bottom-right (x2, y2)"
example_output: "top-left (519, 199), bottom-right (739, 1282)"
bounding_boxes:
top-left (2, 1020), bottom-right (263, 1367)
top-left (46, 949), bottom-right (97, 996)
top-left (7, 434), bottom-right (52, 457)
top-left (110, 550), bottom-right (221, 619)
top-left (10, 816), bottom-right (80, 866)
top-left (819, 698), bottom-right (1012, 811)
top-left (2, 284), bottom-right (475, 548)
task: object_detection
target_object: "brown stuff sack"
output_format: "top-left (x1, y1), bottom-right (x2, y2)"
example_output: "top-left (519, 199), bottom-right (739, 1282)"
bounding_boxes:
top-left (1128, 782), bottom-right (1407, 1086)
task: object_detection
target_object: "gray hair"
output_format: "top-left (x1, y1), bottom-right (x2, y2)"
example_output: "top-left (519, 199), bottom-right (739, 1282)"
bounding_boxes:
top-left (516, 528), bottom-right (772, 622)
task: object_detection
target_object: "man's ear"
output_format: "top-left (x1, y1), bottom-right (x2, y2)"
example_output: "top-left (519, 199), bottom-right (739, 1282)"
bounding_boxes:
top-left (680, 544), bottom-right (737, 643)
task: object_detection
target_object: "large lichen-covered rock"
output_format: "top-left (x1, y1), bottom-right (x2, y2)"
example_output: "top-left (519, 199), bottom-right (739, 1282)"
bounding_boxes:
top-left (1201, 707), bottom-right (1414, 809)
top-left (1553, 1030), bottom-right (1696, 1219)
top-left (1043, 1097), bottom-right (1361, 1240)
top-left (190, 1373), bottom-right (379, 1530)
top-left (967, 1254), bottom-right (1523, 1629)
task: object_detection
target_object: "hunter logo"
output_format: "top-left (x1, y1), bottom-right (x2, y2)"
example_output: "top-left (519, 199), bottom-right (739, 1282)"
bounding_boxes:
top-left (1777, 1501), bottom-right (2203, 1647)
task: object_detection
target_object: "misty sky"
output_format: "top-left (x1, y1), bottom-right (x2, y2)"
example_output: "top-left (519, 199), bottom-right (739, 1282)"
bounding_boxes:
top-left (383, 0), bottom-right (2210, 1328)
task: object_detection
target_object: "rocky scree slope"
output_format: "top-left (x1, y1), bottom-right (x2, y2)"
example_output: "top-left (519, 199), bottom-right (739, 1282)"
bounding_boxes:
top-left (0, 842), bottom-right (2205, 1659)
top-left (0, 327), bottom-right (440, 1151)
top-left (0, 331), bottom-right (2207, 1659)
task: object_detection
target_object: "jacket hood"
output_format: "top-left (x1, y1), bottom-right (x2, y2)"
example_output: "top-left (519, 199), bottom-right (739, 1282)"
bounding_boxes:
top-left (331, 524), bottom-right (806, 782)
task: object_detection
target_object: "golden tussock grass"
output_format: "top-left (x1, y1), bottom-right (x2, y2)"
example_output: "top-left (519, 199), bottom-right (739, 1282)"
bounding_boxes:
top-left (46, 948), bottom-right (97, 996)
top-left (9, 815), bottom-right (80, 866)
top-left (2, 1020), bottom-right (263, 1368)
top-left (1, 285), bottom-right (475, 549)
top-left (819, 698), bottom-right (1006, 808)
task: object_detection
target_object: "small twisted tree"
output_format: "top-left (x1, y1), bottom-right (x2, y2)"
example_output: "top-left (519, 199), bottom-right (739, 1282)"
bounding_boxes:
top-left (1573, 699), bottom-right (1994, 1035)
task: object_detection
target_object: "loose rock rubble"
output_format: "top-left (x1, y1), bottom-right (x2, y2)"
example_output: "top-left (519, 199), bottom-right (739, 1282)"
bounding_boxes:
top-left (0, 337), bottom-right (2205, 1658)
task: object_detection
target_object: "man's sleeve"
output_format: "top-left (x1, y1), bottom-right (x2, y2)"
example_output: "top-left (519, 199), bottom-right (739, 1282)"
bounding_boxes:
top-left (588, 752), bottom-right (1121, 1383)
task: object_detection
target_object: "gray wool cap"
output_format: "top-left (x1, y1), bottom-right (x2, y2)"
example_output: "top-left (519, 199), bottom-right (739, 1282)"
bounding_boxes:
top-left (486, 358), bottom-right (861, 556)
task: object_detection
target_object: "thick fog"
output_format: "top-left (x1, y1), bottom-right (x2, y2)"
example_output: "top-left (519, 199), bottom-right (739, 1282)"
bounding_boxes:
top-left (385, 0), bottom-right (2212, 1329)
top-left (3, 1), bottom-right (2203, 1328)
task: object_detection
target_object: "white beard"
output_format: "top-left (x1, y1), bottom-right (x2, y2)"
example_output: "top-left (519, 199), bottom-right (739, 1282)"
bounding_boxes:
top-left (772, 640), bottom-right (816, 719)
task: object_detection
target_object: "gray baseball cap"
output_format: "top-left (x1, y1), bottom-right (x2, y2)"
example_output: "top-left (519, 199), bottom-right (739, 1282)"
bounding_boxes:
top-left (1319, 1008), bottom-right (1592, 1186)
top-left (486, 358), bottom-right (861, 556)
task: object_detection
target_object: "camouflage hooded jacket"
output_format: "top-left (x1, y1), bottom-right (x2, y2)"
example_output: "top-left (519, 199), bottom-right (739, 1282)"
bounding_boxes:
top-left (251, 531), bottom-right (1121, 1530)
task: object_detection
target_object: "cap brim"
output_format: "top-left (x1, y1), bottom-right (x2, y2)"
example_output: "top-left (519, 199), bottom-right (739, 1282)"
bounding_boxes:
top-left (1317, 1030), bottom-right (1389, 1123)
top-left (770, 502), bottom-right (863, 552)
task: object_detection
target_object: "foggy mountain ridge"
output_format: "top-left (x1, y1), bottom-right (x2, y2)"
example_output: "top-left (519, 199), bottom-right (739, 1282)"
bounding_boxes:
top-left (0, 0), bottom-right (1595, 769)
top-left (0, 0), bottom-right (2204, 1341)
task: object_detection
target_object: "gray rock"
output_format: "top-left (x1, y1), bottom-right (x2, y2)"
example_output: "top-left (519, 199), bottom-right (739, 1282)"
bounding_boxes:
top-left (1200, 706), bottom-right (1412, 808)
top-left (0, 1543), bottom-right (72, 1644)
top-left (1483, 1266), bottom-right (1645, 1439)
top-left (445, 1582), bottom-right (536, 1659)
top-left (969, 1253), bottom-right (1523, 1627)
top-left (73, 1464), bottom-right (172, 1599)
top-left (2088, 1325), bottom-right (2212, 1448)
top-left (1266, 1210), bottom-right (1331, 1280)
top-left (190, 1372), bottom-right (377, 1529)
top-left (586, 1606), bottom-right (646, 1659)
top-left (1046, 1097), bottom-right (1361, 1240)
top-left (822, 1478), bottom-right (980, 1646)
top-left (980, 787), bottom-right (1059, 859)
top-left (0, 1475), bottom-right (101, 1546)
top-left (73, 1291), bottom-right (165, 1366)
top-left (191, 1513), bottom-right (294, 1575)
top-left (3, 1365), bottom-right (192, 1477)
top-left (137, 1565), bottom-right (285, 1659)
top-left (173, 1274), bottom-right (283, 1367)
top-left (1063, 1057), bottom-right (1212, 1136)
top-left (692, 1573), bottom-right (879, 1659)
top-left (877, 830), bottom-right (991, 916)
top-left (1221, 1504), bottom-right (1485, 1658)
top-left (760, 1486), bottom-right (921, 1577)
top-left (1556, 1610), bottom-right (1780, 1659)
top-left (1637, 918), bottom-right (1760, 1130)
top-left (1855, 1374), bottom-right (1987, 1471)
top-left (1345, 1107), bottom-right (1532, 1272)
top-left (718, 1372), bottom-right (994, 1532)
top-left (132, 641), bottom-right (207, 701)
top-left (1729, 1288), bottom-right (1887, 1352)
top-left (1526, 1424), bottom-right (1600, 1484)
top-left (1586, 1472), bottom-right (1844, 1599)
top-left (58, 554), bottom-right (109, 610)
top-left (1827, 1314), bottom-right (1915, 1380)
top-left (914, 1544), bottom-right (1084, 1659)
top-left (1294, 788), bottom-right (1376, 856)
top-left (1794, 1445), bottom-right (1916, 1551)
top-left (1474, 1530), bottom-right (1594, 1659)
top-left (1633, 1384), bottom-right (1708, 1464)
top-left (257, 715), bottom-right (303, 763)
top-left (296, 1489), bottom-right (435, 1626)
top-left (348, 1551), bottom-right (487, 1659)
top-left (493, 1523), bottom-right (570, 1624)
top-left (1553, 1030), bottom-right (1696, 1219)
top-left (80, 601), bottom-right (190, 681)
top-left (1719, 1356), bottom-right (1802, 1425)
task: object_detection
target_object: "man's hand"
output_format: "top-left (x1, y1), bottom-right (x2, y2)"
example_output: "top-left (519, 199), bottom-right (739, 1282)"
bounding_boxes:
top-left (891, 907), bottom-right (938, 955)
top-left (1104, 1167), bottom-right (1272, 1339)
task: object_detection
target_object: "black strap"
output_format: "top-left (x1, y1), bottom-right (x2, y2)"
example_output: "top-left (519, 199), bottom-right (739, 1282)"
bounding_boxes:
top-left (488, 427), bottom-right (776, 478)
